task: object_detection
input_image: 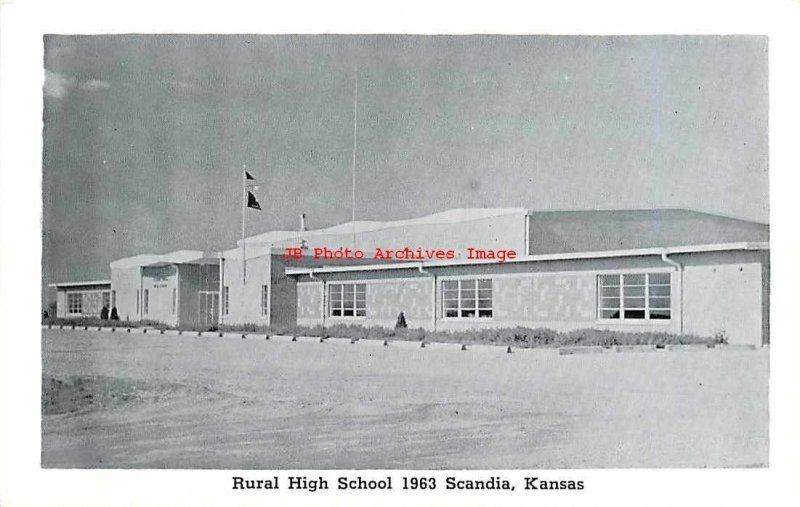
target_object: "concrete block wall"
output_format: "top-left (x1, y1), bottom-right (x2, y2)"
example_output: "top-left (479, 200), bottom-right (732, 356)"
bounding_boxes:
top-left (493, 273), bottom-right (597, 323)
top-left (365, 278), bottom-right (433, 328)
top-left (289, 250), bottom-right (766, 346)
top-left (296, 280), bottom-right (323, 327)
top-left (296, 277), bottom-right (433, 329)
top-left (433, 270), bottom-right (680, 334)
top-left (79, 291), bottom-right (106, 317)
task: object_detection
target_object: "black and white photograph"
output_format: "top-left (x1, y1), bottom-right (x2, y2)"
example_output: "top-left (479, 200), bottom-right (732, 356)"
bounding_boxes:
top-left (40, 34), bottom-right (769, 469)
top-left (2, 1), bottom-right (800, 506)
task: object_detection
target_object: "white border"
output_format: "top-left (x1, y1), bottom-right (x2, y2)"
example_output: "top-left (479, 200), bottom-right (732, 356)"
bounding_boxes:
top-left (2, 1), bottom-right (799, 506)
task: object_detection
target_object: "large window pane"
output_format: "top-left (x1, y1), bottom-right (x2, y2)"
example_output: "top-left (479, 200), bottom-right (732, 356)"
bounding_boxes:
top-left (443, 279), bottom-right (492, 319)
top-left (650, 309), bottom-right (671, 319)
top-left (623, 274), bottom-right (645, 285)
top-left (624, 297), bottom-right (645, 308)
top-left (649, 285), bottom-right (671, 297)
top-left (649, 296), bottom-right (671, 309)
top-left (598, 272), bottom-right (672, 321)
top-left (600, 297), bottom-right (620, 308)
top-left (600, 285), bottom-right (620, 297)
top-left (600, 274), bottom-right (620, 286)
top-left (624, 309), bottom-right (645, 319)
top-left (624, 286), bottom-right (645, 297)
top-left (649, 273), bottom-right (671, 285)
top-left (330, 283), bottom-right (367, 317)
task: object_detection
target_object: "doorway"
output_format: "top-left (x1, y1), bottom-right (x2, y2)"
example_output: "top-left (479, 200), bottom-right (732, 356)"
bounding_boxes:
top-left (198, 291), bottom-right (219, 327)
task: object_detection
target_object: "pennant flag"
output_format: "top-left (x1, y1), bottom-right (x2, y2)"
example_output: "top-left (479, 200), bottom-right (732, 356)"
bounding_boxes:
top-left (247, 191), bottom-right (262, 210)
top-left (245, 171), bottom-right (256, 181)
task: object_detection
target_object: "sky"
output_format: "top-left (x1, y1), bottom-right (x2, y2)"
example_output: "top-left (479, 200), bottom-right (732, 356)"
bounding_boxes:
top-left (41, 35), bottom-right (769, 303)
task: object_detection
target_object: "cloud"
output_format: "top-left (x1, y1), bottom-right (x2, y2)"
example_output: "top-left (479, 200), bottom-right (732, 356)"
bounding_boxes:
top-left (81, 80), bottom-right (111, 91)
top-left (43, 70), bottom-right (74, 98)
top-left (43, 71), bottom-right (111, 98)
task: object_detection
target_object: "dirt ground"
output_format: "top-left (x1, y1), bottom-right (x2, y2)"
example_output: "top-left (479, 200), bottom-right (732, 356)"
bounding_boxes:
top-left (41, 329), bottom-right (768, 469)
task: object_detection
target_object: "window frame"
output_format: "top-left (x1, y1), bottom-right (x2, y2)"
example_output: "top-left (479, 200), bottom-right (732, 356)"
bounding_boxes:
top-left (441, 278), bottom-right (493, 320)
top-left (328, 282), bottom-right (367, 319)
top-left (261, 285), bottom-right (269, 317)
top-left (143, 289), bottom-right (149, 315)
top-left (597, 272), bottom-right (672, 323)
top-left (66, 293), bottom-right (83, 315)
top-left (223, 286), bottom-right (230, 316)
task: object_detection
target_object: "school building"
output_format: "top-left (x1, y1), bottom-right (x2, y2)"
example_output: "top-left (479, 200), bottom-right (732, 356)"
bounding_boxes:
top-left (50, 208), bottom-right (770, 346)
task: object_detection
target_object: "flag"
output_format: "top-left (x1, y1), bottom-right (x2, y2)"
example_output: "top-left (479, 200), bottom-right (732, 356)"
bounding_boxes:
top-left (247, 191), bottom-right (262, 210)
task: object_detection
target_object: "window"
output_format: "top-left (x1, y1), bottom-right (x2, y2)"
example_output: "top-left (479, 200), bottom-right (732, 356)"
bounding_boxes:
top-left (261, 285), bottom-right (269, 316)
top-left (329, 283), bottom-right (367, 317)
top-left (102, 291), bottom-right (110, 308)
top-left (171, 288), bottom-right (177, 315)
top-left (223, 286), bottom-right (229, 315)
top-left (143, 289), bottom-right (149, 315)
top-left (67, 293), bottom-right (82, 314)
top-left (111, 290), bottom-right (116, 308)
top-left (598, 272), bottom-right (671, 320)
top-left (136, 289), bottom-right (140, 313)
top-left (442, 279), bottom-right (492, 318)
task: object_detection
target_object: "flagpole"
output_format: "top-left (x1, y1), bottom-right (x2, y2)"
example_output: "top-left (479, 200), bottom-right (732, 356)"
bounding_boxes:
top-left (351, 63), bottom-right (358, 249)
top-left (242, 165), bottom-right (247, 285)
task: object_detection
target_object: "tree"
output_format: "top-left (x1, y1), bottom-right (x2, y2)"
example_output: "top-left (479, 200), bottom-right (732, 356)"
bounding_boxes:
top-left (110, 307), bottom-right (119, 320)
top-left (395, 311), bottom-right (407, 329)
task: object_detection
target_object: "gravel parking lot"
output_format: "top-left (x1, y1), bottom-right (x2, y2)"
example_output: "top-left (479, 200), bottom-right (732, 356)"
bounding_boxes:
top-left (41, 329), bottom-right (768, 469)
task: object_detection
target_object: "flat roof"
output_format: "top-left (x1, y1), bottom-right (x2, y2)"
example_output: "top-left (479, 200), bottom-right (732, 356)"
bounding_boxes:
top-left (48, 280), bottom-right (111, 289)
top-left (110, 250), bottom-right (220, 269)
top-left (285, 242), bottom-right (769, 276)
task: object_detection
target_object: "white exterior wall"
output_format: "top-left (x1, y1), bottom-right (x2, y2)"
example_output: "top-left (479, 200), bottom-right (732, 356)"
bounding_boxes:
top-left (111, 266), bottom-right (141, 322)
top-left (292, 250), bottom-right (766, 345)
top-left (683, 261), bottom-right (763, 346)
top-left (220, 253), bottom-right (272, 326)
top-left (140, 265), bottom-right (179, 326)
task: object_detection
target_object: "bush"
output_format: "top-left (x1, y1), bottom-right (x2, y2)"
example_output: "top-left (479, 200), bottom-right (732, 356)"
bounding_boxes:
top-left (45, 316), bottom-right (719, 349)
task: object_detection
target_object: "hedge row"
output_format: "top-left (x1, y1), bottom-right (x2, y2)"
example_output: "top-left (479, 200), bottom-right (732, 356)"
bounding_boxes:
top-left (45, 318), bottom-right (726, 347)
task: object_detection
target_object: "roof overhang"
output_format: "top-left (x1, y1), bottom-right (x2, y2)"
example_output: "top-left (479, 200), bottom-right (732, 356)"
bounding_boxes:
top-left (48, 280), bottom-right (111, 289)
top-left (286, 242), bottom-right (769, 276)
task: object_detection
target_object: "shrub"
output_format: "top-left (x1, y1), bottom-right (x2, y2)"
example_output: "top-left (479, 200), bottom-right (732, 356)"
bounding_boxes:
top-left (46, 317), bottom-right (718, 349)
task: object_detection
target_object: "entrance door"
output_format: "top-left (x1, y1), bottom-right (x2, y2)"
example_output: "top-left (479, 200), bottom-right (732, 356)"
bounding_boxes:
top-left (198, 291), bottom-right (219, 327)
